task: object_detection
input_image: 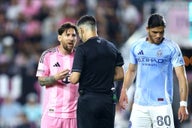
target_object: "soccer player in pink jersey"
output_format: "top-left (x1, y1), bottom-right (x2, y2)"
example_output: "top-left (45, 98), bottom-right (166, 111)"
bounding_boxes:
top-left (36, 22), bottom-right (79, 128)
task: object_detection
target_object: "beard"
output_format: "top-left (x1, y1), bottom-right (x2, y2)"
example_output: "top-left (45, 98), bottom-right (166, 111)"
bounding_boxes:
top-left (63, 45), bottom-right (73, 53)
top-left (148, 33), bottom-right (163, 44)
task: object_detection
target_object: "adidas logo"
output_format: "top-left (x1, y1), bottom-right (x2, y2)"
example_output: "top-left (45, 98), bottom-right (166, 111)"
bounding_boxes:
top-left (53, 62), bottom-right (60, 67)
top-left (138, 50), bottom-right (144, 55)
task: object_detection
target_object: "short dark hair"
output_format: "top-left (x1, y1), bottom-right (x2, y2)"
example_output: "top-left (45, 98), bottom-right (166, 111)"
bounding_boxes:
top-left (147, 13), bottom-right (166, 28)
top-left (58, 22), bottom-right (78, 35)
top-left (76, 15), bottom-right (96, 27)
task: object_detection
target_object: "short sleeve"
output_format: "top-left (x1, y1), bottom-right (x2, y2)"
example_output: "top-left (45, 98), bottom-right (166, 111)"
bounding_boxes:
top-left (171, 43), bottom-right (185, 67)
top-left (36, 52), bottom-right (50, 77)
top-left (72, 46), bottom-right (84, 72)
top-left (129, 44), bottom-right (137, 64)
top-left (116, 50), bottom-right (124, 66)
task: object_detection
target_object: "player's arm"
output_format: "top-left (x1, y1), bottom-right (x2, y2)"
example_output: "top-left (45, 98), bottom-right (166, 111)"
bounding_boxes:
top-left (174, 65), bottom-right (189, 122)
top-left (38, 69), bottom-right (70, 86)
top-left (70, 72), bottom-right (81, 84)
top-left (114, 66), bottom-right (124, 81)
top-left (38, 76), bottom-right (56, 86)
top-left (119, 63), bottom-right (137, 109)
top-left (175, 66), bottom-right (188, 103)
top-left (121, 63), bottom-right (137, 91)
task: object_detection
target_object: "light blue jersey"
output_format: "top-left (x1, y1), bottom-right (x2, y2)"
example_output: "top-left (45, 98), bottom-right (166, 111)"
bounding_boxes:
top-left (130, 38), bottom-right (185, 106)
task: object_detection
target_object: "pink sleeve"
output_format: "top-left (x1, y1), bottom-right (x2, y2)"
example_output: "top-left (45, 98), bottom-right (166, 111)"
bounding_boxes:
top-left (36, 53), bottom-right (50, 77)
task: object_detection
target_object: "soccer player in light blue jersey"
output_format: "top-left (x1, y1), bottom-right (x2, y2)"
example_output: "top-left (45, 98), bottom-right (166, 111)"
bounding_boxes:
top-left (119, 13), bottom-right (189, 128)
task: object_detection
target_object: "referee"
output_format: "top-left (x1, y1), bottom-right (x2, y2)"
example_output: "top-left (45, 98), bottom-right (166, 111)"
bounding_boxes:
top-left (70, 15), bottom-right (124, 128)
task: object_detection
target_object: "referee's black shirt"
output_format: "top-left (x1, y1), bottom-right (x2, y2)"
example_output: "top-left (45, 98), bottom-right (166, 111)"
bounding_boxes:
top-left (72, 36), bottom-right (124, 94)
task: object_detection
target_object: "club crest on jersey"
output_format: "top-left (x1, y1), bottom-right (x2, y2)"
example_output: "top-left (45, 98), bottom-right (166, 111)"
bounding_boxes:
top-left (157, 49), bottom-right (162, 57)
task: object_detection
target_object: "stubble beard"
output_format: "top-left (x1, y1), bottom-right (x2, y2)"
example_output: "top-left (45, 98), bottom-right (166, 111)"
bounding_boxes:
top-left (148, 34), bottom-right (162, 45)
top-left (63, 45), bottom-right (73, 53)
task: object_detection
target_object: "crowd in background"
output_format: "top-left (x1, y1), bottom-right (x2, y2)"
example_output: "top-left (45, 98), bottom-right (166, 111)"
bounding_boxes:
top-left (0, 0), bottom-right (191, 128)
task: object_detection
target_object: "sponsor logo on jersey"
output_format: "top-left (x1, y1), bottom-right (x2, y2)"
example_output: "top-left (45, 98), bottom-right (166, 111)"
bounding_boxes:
top-left (138, 50), bottom-right (144, 55)
top-left (137, 57), bottom-right (170, 63)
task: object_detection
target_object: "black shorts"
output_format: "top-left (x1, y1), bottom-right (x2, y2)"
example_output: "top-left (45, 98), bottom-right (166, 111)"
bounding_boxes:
top-left (77, 92), bottom-right (115, 128)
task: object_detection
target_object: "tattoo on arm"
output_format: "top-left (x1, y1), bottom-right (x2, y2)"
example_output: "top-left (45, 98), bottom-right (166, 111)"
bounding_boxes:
top-left (39, 76), bottom-right (56, 86)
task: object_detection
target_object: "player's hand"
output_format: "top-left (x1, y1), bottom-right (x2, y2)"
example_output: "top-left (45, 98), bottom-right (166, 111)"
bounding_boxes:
top-left (119, 89), bottom-right (128, 110)
top-left (62, 73), bottom-right (71, 84)
top-left (178, 106), bottom-right (188, 122)
top-left (54, 69), bottom-right (70, 81)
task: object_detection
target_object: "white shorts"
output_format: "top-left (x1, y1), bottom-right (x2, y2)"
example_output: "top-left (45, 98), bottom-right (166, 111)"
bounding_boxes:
top-left (129, 103), bottom-right (175, 128)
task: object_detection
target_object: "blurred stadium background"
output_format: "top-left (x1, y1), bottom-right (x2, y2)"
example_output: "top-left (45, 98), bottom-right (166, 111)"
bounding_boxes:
top-left (0, 0), bottom-right (191, 128)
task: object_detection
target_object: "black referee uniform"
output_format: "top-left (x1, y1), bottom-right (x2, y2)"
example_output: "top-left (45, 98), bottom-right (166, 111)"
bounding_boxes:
top-left (72, 37), bottom-right (124, 128)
